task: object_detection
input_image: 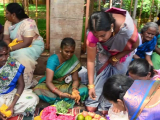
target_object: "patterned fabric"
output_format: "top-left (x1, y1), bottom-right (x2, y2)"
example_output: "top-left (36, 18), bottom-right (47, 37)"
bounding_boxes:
top-left (0, 89), bottom-right (39, 116)
top-left (123, 80), bottom-right (160, 120)
top-left (0, 57), bottom-right (39, 116)
top-left (4, 19), bottom-right (44, 88)
top-left (136, 36), bottom-right (157, 58)
top-left (85, 7), bottom-right (137, 111)
top-left (33, 54), bottom-right (88, 107)
top-left (0, 57), bottom-right (25, 94)
top-left (152, 34), bottom-right (160, 70)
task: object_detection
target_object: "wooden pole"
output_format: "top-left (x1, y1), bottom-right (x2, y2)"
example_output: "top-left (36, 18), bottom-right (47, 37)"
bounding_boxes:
top-left (120, 0), bottom-right (123, 8)
top-left (84, 0), bottom-right (90, 52)
top-left (109, 0), bottom-right (112, 8)
top-left (98, 0), bottom-right (101, 11)
top-left (130, 0), bottom-right (133, 15)
top-left (138, 0), bottom-right (143, 28)
top-left (46, 0), bottom-right (50, 50)
top-left (35, 0), bottom-right (38, 24)
top-left (148, 0), bottom-right (154, 22)
top-left (3, 0), bottom-right (6, 21)
top-left (132, 0), bottom-right (138, 19)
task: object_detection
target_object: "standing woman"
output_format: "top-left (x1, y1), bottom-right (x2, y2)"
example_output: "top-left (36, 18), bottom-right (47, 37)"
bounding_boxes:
top-left (3, 3), bottom-right (44, 88)
top-left (85, 7), bottom-right (139, 114)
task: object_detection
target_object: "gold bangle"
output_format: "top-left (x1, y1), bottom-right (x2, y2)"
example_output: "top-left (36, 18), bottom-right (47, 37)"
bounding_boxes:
top-left (88, 84), bottom-right (95, 89)
top-left (15, 93), bottom-right (20, 97)
top-left (112, 56), bottom-right (119, 62)
top-left (10, 46), bottom-right (12, 51)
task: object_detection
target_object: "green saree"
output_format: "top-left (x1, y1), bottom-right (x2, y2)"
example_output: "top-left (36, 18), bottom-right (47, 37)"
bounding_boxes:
top-left (33, 54), bottom-right (88, 106)
top-left (152, 35), bottom-right (160, 70)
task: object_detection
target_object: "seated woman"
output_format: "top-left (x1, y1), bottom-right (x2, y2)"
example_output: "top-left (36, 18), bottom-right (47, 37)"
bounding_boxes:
top-left (152, 13), bottom-right (160, 70)
top-left (3, 3), bottom-right (44, 88)
top-left (128, 58), bottom-right (160, 80)
top-left (103, 75), bottom-right (160, 119)
top-left (33, 38), bottom-right (88, 106)
top-left (0, 40), bottom-right (39, 119)
top-left (133, 22), bottom-right (159, 66)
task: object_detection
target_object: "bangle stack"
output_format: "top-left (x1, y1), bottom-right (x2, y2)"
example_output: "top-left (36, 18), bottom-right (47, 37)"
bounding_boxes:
top-left (88, 84), bottom-right (95, 89)
top-left (52, 87), bottom-right (58, 93)
top-left (112, 56), bottom-right (119, 62)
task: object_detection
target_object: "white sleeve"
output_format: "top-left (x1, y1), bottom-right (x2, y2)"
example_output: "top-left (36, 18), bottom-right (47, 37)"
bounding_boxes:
top-left (145, 51), bottom-right (153, 55)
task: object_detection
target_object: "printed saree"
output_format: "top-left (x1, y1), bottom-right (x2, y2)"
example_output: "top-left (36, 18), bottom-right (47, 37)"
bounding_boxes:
top-left (85, 7), bottom-right (138, 111)
top-left (0, 57), bottom-right (25, 94)
top-left (124, 80), bottom-right (160, 120)
top-left (4, 19), bottom-right (44, 88)
top-left (136, 36), bottom-right (157, 59)
top-left (0, 57), bottom-right (39, 115)
top-left (152, 34), bottom-right (160, 70)
top-left (33, 55), bottom-right (88, 107)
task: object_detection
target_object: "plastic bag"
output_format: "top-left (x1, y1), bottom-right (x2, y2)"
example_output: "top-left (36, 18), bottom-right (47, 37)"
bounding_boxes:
top-left (108, 105), bottom-right (129, 120)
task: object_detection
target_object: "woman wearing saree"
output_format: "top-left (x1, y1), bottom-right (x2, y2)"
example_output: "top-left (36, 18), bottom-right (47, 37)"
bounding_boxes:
top-left (33, 38), bottom-right (88, 107)
top-left (128, 58), bottom-right (160, 80)
top-left (0, 40), bottom-right (39, 120)
top-left (134, 22), bottom-right (159, 66)
top-left (85, 7), bottom-right (139, 113)
top-left (3, 3), bottom-right (44, 88)
top-left (152, 14), bottom-right (160, 69)
top-left (103, 75), bottom-right (160, 120)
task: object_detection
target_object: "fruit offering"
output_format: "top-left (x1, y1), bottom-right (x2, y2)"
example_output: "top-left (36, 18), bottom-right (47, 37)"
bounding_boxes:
top-left (0, 104), bottom-right (12, 118)
top-left (77, 111), bottom-right (106, 120)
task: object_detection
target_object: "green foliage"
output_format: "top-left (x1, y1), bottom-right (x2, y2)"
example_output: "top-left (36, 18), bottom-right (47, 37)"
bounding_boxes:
top-left (55, 100), bottom-right (72, 114)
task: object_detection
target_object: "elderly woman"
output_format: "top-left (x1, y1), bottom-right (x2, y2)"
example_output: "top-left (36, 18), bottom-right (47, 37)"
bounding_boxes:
top-left (0, 40), bottom-right (39, 119)
top-left (33, 38), bottom-right (88, 107)
top-left (103, 75), bottom-right (160, 120)
top-left (3, 3), bottom-right (44, 88)
top-left (134, 22), bottom-right (159, 66)
top-left (85, 7), bottom-right (139, 114)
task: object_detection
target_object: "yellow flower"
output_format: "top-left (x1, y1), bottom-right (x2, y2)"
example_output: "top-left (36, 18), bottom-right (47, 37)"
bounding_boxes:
top-left (34, 116), bottom-right (42, 120)
top-left (0, 104), bottom-right (12, 118)
top-left (157, 17), bottom-right (159, 20)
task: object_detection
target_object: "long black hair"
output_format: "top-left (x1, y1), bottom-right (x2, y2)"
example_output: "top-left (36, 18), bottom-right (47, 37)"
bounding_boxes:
top-left (6, 3), bottom-right (29, 20)
top-left (128, 58), bottom-right (155, 77)
top-left (88, 11), bottom-right (115, 32)
top-left (103, 75), bottom-right (134, 102)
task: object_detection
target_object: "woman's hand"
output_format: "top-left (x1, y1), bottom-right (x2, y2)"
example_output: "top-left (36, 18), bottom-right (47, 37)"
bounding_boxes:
top-left (5, 104), bottom-right (14, 118)
top-left (108, 56), bottom-right (119, 66)
top-left (60, 92), bottom-right (71, 99)
top-left (71, 89), bottom-right (81, 104)
top-left (0, 112), bottom-right (6, 120)
top-left (89, 88), bottom-right (96, 100)
top-left (0, 104), bottom-right (13, 120)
